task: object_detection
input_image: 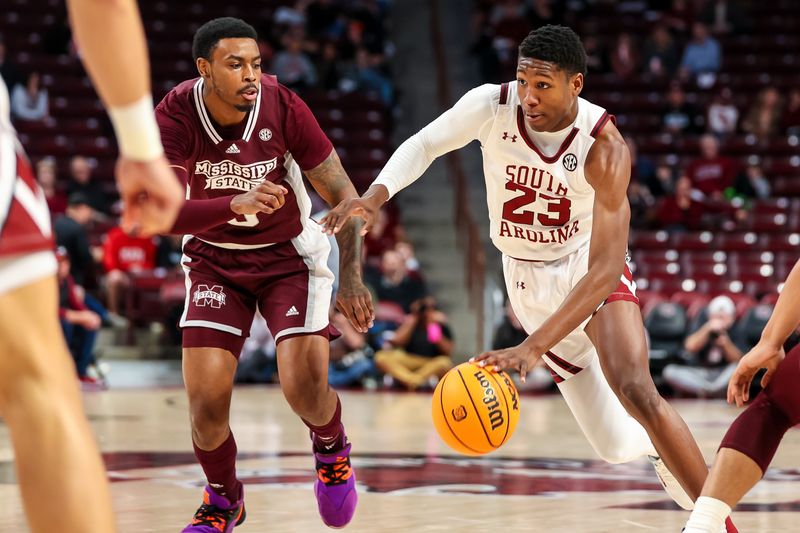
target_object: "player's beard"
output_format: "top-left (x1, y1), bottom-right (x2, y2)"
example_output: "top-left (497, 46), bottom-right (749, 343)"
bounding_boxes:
top-left (234, 102), bottom-right (255, 112)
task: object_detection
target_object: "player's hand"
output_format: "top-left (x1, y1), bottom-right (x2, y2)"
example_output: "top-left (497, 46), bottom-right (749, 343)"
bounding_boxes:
top-left (471, 343), bottom-right (542, 383)
top-left (116, 156), bottom-right (184, 236)
top-left (320, 196), bottom-right (381, 236)
top-left (231, 181), bottom-right (288, 216)
top-left (336, 276), bottom-right (374, 333)
top-left (727, 342), bottom-right (786, 407)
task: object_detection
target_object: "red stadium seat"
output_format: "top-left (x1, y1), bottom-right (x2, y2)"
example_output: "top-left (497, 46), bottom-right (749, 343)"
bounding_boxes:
top-left (672, 231), bottom-right (717, 251)
top-left (670, 292), bottom-right (711, 319)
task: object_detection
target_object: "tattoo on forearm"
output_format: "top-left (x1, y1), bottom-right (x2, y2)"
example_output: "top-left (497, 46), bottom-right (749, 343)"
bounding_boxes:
top-left (305, 150), bottom-right (362, 278)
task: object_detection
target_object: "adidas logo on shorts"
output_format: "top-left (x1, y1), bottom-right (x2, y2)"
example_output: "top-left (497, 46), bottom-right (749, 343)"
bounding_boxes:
top-left (225, 144), bottom-right (240, 154)
top-left (285, 306), bottom-right (300, 317)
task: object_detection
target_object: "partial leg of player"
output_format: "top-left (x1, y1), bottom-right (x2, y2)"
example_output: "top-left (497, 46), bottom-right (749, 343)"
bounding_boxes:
top-left (0, 275), bottom-right (116, 533)
top-left (277, 335), bottom-right (357, 528)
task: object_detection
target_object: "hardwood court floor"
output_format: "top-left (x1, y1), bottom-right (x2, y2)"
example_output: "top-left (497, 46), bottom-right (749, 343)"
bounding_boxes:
top-left (1, 387), bottom-right (799, 532)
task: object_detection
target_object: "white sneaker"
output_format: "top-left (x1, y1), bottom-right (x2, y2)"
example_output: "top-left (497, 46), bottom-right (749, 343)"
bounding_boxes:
top-left (648, 455), bottom-right (695, 510)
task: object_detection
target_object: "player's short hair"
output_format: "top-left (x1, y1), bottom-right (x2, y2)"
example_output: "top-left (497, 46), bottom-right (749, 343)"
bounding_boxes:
top-left (192, 17), bottom-right (258, 61)
top-left (518, 25), bottom-right (587, 77)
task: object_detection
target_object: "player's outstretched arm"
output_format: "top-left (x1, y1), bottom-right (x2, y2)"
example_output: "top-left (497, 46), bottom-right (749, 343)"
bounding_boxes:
top-left (727, 259), bottom-right (800, 406)
top-left (320, 84), bottom-right (496, 235)
top-left (66, 0), bottom-right (183, 236)
top-left (306, 149), bottom-right (374, 333)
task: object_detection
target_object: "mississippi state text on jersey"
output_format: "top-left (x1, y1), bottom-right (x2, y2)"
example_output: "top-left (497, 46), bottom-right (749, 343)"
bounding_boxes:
top-left (155, 74), bottom-right (332, 247)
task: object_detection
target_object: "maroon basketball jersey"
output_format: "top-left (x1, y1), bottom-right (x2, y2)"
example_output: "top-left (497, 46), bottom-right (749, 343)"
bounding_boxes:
top-left (156, 74), bottom-right (333, 247)
top-left (0, 79), bottom-right (53, 258)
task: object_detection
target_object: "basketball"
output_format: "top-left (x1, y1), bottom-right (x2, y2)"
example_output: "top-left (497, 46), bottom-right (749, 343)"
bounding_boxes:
top-left (431, 361), bottom-right (520, 455)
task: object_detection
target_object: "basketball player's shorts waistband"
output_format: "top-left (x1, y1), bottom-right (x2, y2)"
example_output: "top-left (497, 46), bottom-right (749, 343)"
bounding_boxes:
top-left (197, 238), bottom-right (276, 250)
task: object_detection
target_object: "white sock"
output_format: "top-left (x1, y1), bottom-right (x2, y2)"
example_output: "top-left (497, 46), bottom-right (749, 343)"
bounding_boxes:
top-left (683, 496), bottom-right (731, 533)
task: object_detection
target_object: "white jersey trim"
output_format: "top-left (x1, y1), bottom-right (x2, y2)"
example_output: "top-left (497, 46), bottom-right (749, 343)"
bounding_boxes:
top-left (192, 78), bottom-right (262, 145)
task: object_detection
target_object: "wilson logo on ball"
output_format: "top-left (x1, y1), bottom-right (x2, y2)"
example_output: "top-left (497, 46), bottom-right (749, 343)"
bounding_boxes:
top-left (473, 370), bottom-right (504, 430)
top-left (451, 405), bottom-right (467, 422)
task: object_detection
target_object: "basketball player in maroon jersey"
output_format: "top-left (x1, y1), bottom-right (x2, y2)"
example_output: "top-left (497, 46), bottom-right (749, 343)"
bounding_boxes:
top-left (683, 259), bottom-right (800, 532)
top-left (155, 18), bottom-right (373, 531)
top-left (323, 26), bottom-right (737, 532)
top-left (0, 0), bottom-right (183, 531)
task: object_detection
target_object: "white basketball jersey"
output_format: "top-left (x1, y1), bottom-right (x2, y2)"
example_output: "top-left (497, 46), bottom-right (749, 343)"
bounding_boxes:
top-left (482, 82), bottom-right (612, 261)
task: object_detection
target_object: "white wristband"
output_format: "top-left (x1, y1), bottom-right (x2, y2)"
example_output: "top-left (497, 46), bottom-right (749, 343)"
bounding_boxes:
top-left (108, 94), bottom-right (164, 161)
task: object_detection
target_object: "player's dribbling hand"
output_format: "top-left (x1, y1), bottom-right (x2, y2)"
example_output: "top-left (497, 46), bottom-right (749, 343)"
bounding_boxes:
top-left (471, 343), bottom-right (541, 383)
top-left (116, 156), bottom-right (184, 236)
top-left (320, 196), bottom-right (380, 236)
top-left (231, 181), bottom-right (288, 216)
top-left (727, 342), bottom-right (786, 407)
top-left (336, 277), bottom-right (375, 333)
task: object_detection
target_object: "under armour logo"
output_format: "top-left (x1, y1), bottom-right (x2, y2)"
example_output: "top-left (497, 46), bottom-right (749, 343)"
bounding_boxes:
top-left (502, 132), bottom-right (517, 142)
top-left (516, 281), bottom-right (525, 290)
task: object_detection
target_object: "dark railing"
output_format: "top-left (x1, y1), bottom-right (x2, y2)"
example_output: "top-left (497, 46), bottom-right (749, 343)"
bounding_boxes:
top-left (429, 0), bottom-right (486, 351)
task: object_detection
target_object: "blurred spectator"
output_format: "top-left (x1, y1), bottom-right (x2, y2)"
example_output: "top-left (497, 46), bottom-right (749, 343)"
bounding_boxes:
top-left (57, 248), bottom-right (103, 387)
top-left (156, 234), bottom-right (184, 270)
top-left (102, 226), bottom-right (157, 317)
top-left (328, 311), bottom-right (376, 389)
top-left (10, 72), bottom-right (48, 121)
top-left (645, 163), bottom-right (676, 199)
top-left (54, 192), bottom-right (94, 285)
top-left (66, 155), bottom-right (111, 215)
top-left (642, 26), bottom-right (680, 77)
top-left (731, 164), bottom-right (770, 201)
top-left (306, 0), bottom-right (344, 39)
top-left (490, 0), bottom-right (529, 45)
top-left (375, 297), bottom-right (453, 390)
top-left (394, 240), bottom-right (420, 276)
top-left (236, 313), bottom-right (278, 384)
top-left (0, 38), bottom-right (22, 89)
top-left (700, 0), bottom-right (746, 35)
top-left (341, 48), bottom-right (394, 105)
top-left (527, 0), bottom-right (564, 28)
top-left (583, 35), bottom-right (608, 75)
top-left (365, 249), bottom-right (427, 312)
top-left (663, 295), bottom-right (745, 398)
top-left (628, 136), bottom-right (656, 186)
top-left (662, 82), bottom-right (702, 134)
top-left (363, 209), bottom-right (397, 265)
top-left (315, 40), bottom-right (343, 91)
top-left (655, 176), bottom-right (705, 232)
top-left (706, 87), bottom-right (739, 138)
top-left (741, 87), bottom-right (783, 140)
top-left (680, 23), bottom-right (721, 81)
top-left (272, 34), bottom-right (317, 89)
top-left (629, 179), bottom-right (656, 228)
top-left (36, 157), bottom-right (67, 216)
top-left (781, 88), bottom-right (800, 136)
top-left (609, 33), bottom-right (639, 80)
top-left (685, 134), bottom-right (737, 198)
top-left (660, 0), bottom-right (695, 35)
top-left (492, 300), bottom-right (552, 391)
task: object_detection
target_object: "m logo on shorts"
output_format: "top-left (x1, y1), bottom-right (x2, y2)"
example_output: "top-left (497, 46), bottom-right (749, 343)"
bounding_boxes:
top-left (193, 285), bottom-right (226, 308)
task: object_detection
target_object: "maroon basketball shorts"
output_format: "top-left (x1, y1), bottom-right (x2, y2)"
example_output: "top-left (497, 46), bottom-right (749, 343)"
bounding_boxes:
top-left (179, 223), bottom-right (337, 356)
top-left (719, 344), bottom-right (800, 474)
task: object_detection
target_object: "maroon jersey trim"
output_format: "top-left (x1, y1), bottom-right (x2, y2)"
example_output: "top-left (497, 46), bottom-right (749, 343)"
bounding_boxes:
top-left (499, 83), bottom-right (509, 105)
top-left (590, 111), bottom-right (614, 138)
top-left (515, 106), bottom-right (579, 164)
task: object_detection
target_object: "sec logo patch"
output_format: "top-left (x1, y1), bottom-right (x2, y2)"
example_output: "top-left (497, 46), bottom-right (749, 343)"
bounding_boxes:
top-left (563, 153), bottom-right (578, 171)
top-left (259, 128), bottom-right (272, 142)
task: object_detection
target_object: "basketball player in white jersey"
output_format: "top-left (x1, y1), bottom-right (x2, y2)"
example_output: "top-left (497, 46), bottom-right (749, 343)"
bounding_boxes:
top-left (322, 25), bottom-right (737, 532)
top-left (0, 1), bottom-right (182, 531)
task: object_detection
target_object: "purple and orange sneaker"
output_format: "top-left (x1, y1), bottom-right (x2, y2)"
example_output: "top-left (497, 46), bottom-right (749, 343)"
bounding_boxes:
top-left (313, 440), bottom-right (357, 528)
top-left (182, 485), bottom-right (245, 533)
